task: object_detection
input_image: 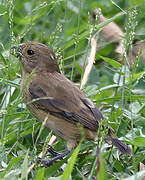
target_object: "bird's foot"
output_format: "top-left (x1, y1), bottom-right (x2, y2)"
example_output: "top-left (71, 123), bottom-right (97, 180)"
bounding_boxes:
top-left (37, 150), bottom-right (70, 167)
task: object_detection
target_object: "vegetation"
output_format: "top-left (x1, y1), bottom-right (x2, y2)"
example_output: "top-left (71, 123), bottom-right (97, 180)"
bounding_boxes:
top-left (0, 0), bottom-right (145, 179)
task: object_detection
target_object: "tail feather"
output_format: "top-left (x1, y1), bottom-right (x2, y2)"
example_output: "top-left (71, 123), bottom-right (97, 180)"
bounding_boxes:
top-left (106, 136), bottom-right (131, 155)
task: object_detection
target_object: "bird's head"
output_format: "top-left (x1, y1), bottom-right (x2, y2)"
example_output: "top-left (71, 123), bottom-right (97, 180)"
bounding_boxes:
top-left (11, 42), bottom-right (60, 73)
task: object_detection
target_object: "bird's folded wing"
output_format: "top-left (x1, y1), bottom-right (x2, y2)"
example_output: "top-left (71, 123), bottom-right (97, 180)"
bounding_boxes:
top-left (28, 75), bottom-right (103, 131)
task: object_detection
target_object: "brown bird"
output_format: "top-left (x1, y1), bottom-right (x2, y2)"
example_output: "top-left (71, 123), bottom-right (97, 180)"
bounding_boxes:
top-left (12, 42), bottom-right (131, 165)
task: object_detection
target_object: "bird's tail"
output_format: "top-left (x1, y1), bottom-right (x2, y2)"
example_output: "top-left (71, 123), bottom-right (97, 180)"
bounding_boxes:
top-left (105, 136), bottom-right (131, 155)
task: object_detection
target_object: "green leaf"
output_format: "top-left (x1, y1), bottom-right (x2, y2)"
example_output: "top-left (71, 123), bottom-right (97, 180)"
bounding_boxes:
top-left (93, 84), bottom-right (119, 94)
top-left (130, 0), bottom-right (145, 6)
top-left (97, 153), bottom-right (108, 180)
top-left (128, 71), bottom-right (145, 82)
top-left (130, 137), bottom-right (145, 147)
top-left (114, 160), bottom-right (124, 172)
top-left (1, 156), bottom-right (24, 178)
top-left (21, 150), bottom-right (29, 180)
top-left (0, 52), bottom-right (7, 65)
top-left (99, 56), bottom-right (122, 68)
top-left (61, 143), bottom-right (81, 180)
top-left (35, 168), bottom-right (45, 180)
top-left (0, 78), bottom-right (20, 87)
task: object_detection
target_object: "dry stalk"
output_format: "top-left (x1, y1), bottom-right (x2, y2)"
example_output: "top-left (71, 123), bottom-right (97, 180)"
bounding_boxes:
top-left (80, 34), bottom-right (97, 89)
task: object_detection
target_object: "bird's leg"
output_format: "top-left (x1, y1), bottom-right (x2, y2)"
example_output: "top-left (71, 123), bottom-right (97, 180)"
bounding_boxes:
top-left (38, 142), bottom-right (61, 157)
top-left (37, 150), bottom-right (70, 167)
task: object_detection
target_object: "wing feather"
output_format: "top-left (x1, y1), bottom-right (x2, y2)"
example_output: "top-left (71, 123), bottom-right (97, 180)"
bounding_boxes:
top-left (28, 73), bottom-right (103, 131)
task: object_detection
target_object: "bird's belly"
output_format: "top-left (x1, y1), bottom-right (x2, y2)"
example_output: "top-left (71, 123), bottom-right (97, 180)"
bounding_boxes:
top-left (27, 104), bottom-right (80, 139)
top-left (27, 104), bottom-right (96, 146)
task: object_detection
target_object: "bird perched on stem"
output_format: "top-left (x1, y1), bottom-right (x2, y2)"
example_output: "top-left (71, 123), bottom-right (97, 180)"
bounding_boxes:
top-left (12, 42), bottom-right (131, 165)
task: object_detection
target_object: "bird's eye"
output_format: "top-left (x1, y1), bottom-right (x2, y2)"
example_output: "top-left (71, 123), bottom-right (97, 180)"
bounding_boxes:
top-left (27, 49), bottom-right (35, 55)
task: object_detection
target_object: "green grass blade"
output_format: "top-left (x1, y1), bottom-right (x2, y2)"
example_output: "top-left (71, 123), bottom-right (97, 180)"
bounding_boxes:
top-left (61, 143), bottom-right (81, 180)
top-left (21, 150), bottom-right (29, 180)
top-left (97, 153), bottom-right (108, 180)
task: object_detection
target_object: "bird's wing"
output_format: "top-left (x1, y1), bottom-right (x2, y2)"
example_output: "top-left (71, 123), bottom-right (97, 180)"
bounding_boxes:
top-left (28, 72), bottom-right (103, 131)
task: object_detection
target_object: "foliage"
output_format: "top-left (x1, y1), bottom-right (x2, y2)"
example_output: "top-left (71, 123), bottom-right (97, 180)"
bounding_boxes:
top-left (0, 0), bottom-right (145, 179)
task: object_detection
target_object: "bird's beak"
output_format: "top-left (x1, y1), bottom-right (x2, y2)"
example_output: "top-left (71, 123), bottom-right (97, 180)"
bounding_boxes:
top-left (10, 44), bottom-right (24, 58)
